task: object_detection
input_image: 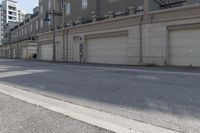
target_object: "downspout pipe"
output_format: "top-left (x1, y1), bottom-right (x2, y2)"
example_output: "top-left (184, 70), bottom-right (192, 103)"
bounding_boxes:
top-left (139, 16), bottom-right (143, 65)
top-left (66, 29), bottom-right (69, 61)
top-left (63, 29), bottom-right (68, 61)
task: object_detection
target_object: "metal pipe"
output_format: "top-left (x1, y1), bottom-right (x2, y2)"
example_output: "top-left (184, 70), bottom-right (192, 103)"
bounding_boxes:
top-left (139, 17), bottom-right (143, 65)
top-left (63, 29), bottom-right (65, 60)
top-left (66, 29), bottom-right (69, 61)
top-left (52, 9), bottom-right (56, 62)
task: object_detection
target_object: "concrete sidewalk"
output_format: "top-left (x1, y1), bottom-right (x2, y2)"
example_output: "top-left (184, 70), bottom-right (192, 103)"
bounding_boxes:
top-left (0, 92), bottom-right (113, 133)
top-left (0, 84), bottom-right (179, 133)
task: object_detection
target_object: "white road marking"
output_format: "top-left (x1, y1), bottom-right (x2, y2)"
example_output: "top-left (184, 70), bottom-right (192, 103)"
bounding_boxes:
top-left (0, 70), bottom-right (50, 78)
top-left (26, 61), bottom-right (200, 76)
top-left (136, 75), bottom-right (158, 80)
top-left (0, 83), bottom-right (179, 133)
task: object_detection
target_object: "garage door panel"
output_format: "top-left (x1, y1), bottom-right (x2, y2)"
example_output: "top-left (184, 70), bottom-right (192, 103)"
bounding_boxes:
top-left (87, 35), bottom-right (128, 64)
top-left (169, 29), bottom-right (200, 66)
top-left (22, 48), bottom-right (26, 59)
top-left (170, 30), bottom-right (200, 38)
top-left (171, 40), bottom-right (200, 47)
top-left (41, 44), bottom-right (53, 61)
top-left (87, 56), bottom-right (128, 64)
top-left (88, 50), bottom-right (128, 56)
top-left (170, 47), bottom-right (199, 54)
top-left (171, 57), bottom-right (200, 66)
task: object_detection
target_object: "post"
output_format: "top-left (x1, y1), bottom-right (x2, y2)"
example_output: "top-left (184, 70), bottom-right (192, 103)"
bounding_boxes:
top-left (143, 0), bottom-right (149, 21)
top-left (139, 17), bottom-right (143, 65)
top-left (9, 31), bottom-right (12, 59)
top-left (52, 9), bottom-right (56, 62)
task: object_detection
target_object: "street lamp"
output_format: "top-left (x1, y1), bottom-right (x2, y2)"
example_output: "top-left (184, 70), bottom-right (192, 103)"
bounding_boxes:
top-left (43, 11), bottom-right (56, 62)
top-left (43, 10), bottom-right (62, 62)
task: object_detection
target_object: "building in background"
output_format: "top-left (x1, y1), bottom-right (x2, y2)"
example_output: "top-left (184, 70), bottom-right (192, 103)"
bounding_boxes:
top-left (0, 0), bottom-right (27, 45)
top-left (18, 9), bottom-right (26, 22)
top-left (2, 0), bottom-right (18, 23)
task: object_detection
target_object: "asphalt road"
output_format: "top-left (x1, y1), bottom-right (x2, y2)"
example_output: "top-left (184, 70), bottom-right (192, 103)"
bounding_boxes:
top-left (0, 93), bottom-right (113, 133)
top-left (0, 59), bottom-right (200, 133)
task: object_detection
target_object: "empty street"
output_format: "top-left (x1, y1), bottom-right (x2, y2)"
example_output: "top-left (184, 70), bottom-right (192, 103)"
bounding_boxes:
top-left (0, 59), bottom-right (199, 133)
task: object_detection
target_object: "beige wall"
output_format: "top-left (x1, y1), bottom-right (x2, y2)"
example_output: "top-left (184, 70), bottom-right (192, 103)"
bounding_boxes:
top-left (3, 4), bottom-right (200, 66)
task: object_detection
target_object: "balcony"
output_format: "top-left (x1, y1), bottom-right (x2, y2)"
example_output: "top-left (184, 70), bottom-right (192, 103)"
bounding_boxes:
top-left (149, 0), bottom-right (200, 11)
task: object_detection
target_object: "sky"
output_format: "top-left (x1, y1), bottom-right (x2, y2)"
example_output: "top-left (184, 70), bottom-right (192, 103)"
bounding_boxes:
top-left (17, 0), bottom-right (38, 13)
top-left (0, 0), bottom-right (39, 13)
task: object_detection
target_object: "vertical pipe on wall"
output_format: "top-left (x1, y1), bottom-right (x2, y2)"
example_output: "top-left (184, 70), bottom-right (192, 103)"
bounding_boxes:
top-left (52, 10), bottom-right (56, 62)
top-left (63, 29), bottom-right (65, 60)
top-left (66, 29), bottom-right (69, 61)
top-left (139, 17), bottom-right (143, 65)
top-left (52, 0), bottom-right (56, 62)
top-left (62, 0), bottom-right (65, 27)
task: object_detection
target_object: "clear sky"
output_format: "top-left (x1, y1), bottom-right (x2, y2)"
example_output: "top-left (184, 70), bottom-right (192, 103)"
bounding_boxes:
top-left (17, 0), bottom-right (38, 13)
top-left (0, 0), bottom-right (39, 13)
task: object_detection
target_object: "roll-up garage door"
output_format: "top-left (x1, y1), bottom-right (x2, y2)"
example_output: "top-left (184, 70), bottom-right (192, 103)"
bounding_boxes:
top-left (22, 48), bottom-right (27, 59)
top-left (86, 35), bottom-right (128, 65)
top-left (169, 29), bottom-right (200, 66)
top-left (40, 44), bottom-right (53, 61)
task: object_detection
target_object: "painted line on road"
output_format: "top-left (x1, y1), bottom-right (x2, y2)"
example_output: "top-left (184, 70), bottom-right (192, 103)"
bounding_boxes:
top-left (28, 61), bottom-right (200, 76)
top-left (0, 83), bottom-right (179, 133)
top-left (0, 69), bottom-right (50, 78)
top-left (82, 66), bottom-right (200, 76)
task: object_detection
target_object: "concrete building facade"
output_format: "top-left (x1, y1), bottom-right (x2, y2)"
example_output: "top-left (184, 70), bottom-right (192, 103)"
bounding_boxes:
top-left (1, 0), bottom-right (200, 67)
top-left (18, 9), bottom-right (26, 22)
top-left (2, 0), bottom-right (18, 23)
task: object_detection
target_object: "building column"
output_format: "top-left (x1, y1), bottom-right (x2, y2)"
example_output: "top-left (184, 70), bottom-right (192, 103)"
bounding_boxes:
top-left (143, 0), bottom-right (149, 21)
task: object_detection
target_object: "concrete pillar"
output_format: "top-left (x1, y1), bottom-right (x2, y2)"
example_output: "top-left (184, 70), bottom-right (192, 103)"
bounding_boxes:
top-left (143, 0), bottom-right (149, 22)
top-left (144, 0), bottom-right (149, 15)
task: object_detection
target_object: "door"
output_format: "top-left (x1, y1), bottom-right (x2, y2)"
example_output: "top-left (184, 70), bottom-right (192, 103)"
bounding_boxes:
top-left (169, 29), bottom-right (200, 66)
top-left (86, 35), bottom-right (129, 64)
top-left (73, 37), bottom-right (81, 62)
top-left (40, 44), bottom-right (53, 61)
top-left (22, 47), bottom-right (27, 59)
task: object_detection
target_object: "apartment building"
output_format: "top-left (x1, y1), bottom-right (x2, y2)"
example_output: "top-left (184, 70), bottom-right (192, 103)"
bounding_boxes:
top-left (2, 0), bottom-right (18, 23)
top-left (0, 0), bottom-right (27, 45)
top-left (18, 9), bottom-right (26, 22)
top-left (1, 0), bottom-right (200, 67)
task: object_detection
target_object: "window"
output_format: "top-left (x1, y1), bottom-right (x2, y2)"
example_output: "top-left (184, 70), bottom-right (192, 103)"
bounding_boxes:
top-left (40, 19), bottom-right (43, 28)
top-left (30, 24), bottom-right (32, 32)
top-left (60, 0), bottom-right (64, 9)
top-left (65, 2), bottom-right (71, 16)
top-left (48, 0), bottom-right (51, 9)
top-left (40, 5), bottom-right (43, 14)
top-left (193, 0), bottom-right (200, 4)
top-left (82, 0), bottom-right (88, 9)
top-left (36, 20), bottom-right (38, 30)
top-left (24, 28), bottom-right (26, 34)
top-left (48, 15), bottom-right (51, 25)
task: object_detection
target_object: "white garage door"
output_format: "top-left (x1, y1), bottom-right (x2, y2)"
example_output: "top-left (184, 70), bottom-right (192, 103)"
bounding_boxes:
top-left (22, 48), bottom-right (27, 59)
top-left (40, 44), bottom-right (53, 61)
top-left (169, 29), bottom-right (200, 66)
top-left (73, 38), bottom-right (81, 62)
top-left (86, 35), bottom-right (128, 65)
